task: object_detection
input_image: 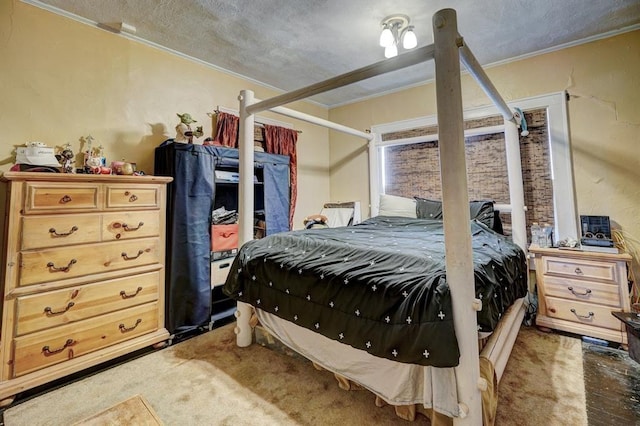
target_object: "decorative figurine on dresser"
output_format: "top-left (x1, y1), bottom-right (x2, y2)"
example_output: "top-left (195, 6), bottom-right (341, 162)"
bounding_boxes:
top-left (0, 171), bottom-right (172, 405)
top-left (529, 246), bottom-right (632, 346)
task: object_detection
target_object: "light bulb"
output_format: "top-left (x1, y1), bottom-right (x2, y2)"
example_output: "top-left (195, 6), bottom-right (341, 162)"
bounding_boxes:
top-left (379, 26), bottom-right (394, 47)
top-left (384, 44), bottom-right (398, 58)
top-left (402, 27), bottom-right (417, 49)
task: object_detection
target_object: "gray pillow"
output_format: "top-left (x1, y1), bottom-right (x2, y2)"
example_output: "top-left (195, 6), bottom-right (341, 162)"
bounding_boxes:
top-left (415, 197), bottom-right (497, 230)
top-left (414, 197), bottom-right (443, 219)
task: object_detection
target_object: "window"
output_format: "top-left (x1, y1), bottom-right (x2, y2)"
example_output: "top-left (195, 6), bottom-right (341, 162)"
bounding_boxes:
top-left (369, 92), bottom-right (578, 241)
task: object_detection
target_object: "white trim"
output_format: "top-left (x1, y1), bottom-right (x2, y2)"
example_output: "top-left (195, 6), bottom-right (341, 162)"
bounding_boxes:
top-left (370, 92), bottom-right (579, 241)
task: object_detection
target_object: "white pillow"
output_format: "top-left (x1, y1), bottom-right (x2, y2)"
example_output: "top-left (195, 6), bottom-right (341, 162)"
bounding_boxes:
top-left (378, 194), bottom-right (417, 218)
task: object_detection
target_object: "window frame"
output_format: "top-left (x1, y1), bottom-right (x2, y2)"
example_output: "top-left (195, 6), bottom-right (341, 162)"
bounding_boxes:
top-left (369, 91), bottom-right (578, 241)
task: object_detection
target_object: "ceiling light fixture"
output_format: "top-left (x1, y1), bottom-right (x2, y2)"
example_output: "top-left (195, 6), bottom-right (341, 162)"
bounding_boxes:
top-left (379, 14), bottom-right (417, 58)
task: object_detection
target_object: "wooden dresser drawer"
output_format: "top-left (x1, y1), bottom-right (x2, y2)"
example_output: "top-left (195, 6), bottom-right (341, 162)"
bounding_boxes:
top-left (21, 214), bottom-right (101, 250)
top-left (543, 297), bottom-right (623, 332)
top-left (102, 211), bottom-right (160, 241)
top-left (12, 302), bottom-right (159, 377)
top-left (25, 183), bottom-right (100, 213)
top-left (15, 271), bottom-right (161, 336)
top-left (542, 276), bottom-right (622, 308)
top-left (543, 256), bottom-right (618, 284)
top-left (19, 238), bottom-right (161, 286)
top-left (105, 185), bottom-right (160, 209)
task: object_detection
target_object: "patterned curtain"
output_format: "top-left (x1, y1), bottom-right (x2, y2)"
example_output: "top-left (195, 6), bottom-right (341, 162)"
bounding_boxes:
top-left (264, 124), bottom-right (298, 229)
top-left (213, 112), bottom-right (239, 147)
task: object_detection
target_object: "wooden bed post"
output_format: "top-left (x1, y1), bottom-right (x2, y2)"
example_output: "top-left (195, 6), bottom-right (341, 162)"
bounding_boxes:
top-left (433, 9), bottom-right (482, 425)
top-left (235, 89), bottom-right (256, 347)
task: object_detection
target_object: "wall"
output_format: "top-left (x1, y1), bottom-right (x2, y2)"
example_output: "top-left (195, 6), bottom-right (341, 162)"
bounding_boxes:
top-left (329, 30), bottom-right (640, 279)
top-left (0, 0), bottom-right (331, 229)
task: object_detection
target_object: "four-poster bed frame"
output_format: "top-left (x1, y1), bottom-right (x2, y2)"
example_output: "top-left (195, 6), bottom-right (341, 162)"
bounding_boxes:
top-left (232, 9), bottom-right (527, 425)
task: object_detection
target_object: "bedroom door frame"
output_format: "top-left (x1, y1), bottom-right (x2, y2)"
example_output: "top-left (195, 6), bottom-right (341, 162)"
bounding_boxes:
top-left (369, 91), bottom-right (579, 242)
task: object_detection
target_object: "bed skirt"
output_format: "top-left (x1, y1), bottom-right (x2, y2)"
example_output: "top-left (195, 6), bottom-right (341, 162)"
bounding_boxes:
top-left (253, 297), bottom-right (525, 423)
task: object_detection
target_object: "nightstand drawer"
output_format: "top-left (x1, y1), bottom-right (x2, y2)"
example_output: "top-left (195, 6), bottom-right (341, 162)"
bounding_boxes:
top-left (543, 256), bottom-right (618, 284)
top-left (15, 271), bottom-right (160, 336)
top-left (544, 297), bottom-right (623, 331)
top-left (12, 302), bottom-right (158, 377)
top-left (25, 183), bottom-right (100, 213)
top-left (542, 276), bottom-right (622, 308)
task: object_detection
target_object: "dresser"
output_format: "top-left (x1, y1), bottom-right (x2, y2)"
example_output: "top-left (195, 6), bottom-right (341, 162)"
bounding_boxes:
top-left (0, 172), bottom-right (172, 405)
top-left (529, 247), bottom-right (632, 344)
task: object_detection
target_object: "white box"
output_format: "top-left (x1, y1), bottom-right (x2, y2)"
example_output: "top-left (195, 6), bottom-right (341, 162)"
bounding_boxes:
top-left (16, 146), bottom-right (61, 167)
top-left (211, 257), bottom-right (235, 288)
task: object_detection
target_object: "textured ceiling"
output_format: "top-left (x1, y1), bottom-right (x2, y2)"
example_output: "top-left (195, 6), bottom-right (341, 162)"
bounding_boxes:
top-left (27, 0), bottom-right (640, 107)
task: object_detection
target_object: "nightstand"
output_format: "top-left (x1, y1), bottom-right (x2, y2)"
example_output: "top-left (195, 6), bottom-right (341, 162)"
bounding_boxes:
top-left (529, 247), bottom-right (632, 344)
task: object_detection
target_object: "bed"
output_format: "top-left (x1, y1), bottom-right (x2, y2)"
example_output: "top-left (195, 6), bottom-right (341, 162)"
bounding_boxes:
top-left (226, 8), bottom-right (529, 425)
top-left (224, 204), bottom-right (527, 421)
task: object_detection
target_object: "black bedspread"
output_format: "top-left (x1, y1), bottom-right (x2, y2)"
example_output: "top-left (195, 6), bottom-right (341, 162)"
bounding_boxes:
top-left (224, 216), bottom-right (527, 367)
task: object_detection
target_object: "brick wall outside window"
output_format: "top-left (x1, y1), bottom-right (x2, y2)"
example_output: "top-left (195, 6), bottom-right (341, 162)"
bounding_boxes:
top-left (381, 110), bottom-right (554, 239)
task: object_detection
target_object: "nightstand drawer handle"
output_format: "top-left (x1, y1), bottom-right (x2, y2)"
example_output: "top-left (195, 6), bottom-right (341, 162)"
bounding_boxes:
top-left (567, 286), bottom-right (592, 297)
top-left (574, 267), bottom-right (583, 275)
top-left (119, 318), bottom-right (142, 332)
top-left (44, 302), bottom-right (75, 316)
top-left (120, 286), bottom-right (143, 299)
top-left (49, 226), bottom-right (78, 237)
top-left (42, 339), bottom-right (75, 356)
top-left (570, 308), bottom-right (594, 320)
top-left (59, 195), bottom-right (72, 204)
top-left (47, 259), bottom-right (77, 272)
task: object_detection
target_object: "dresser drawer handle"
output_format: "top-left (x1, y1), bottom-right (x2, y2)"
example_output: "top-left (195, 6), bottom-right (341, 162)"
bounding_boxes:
top-left (59, 195), bottom-right (72, 204)
top-left (120, 286), bottom-right (143, 299)
top-left (44, 302), bottom-right (75, 316)
top-left (129, 194), bottom-right (138, 202)
top-left (567, 286), bottom-right (592, 297)
top-left (42, 338), bottom-right (75, 356)
top-left (574, 267), bottom-right (583, 275)
top-left (47, 259), bottom-right (77, 272)
top-left (49, 226), bottom-right (78, 237)
top-left (122, 222), bottom-right (144, 232)
top-left (570, 308), bottom-right (594, 320)
top-left (121, 250), bottom-right (145, 260)
top-left (119, 318), bottom-right (142, 332)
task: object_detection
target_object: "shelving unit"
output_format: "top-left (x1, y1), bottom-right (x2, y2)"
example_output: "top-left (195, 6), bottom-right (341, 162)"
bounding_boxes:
top-left (154, 143), bottom-right (290, 335)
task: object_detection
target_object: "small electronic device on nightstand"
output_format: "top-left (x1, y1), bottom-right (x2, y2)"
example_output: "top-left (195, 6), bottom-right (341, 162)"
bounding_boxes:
top-left (580, 215), bottom-right (614, 248)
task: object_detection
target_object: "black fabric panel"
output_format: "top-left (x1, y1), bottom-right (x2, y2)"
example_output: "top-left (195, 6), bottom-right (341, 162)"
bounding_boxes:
top-left (155, 142), bottom-right (215, 333)
top-left (224, 216), bottom-right (528, 367)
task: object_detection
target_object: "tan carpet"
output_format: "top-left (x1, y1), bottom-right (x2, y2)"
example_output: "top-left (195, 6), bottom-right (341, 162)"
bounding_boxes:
top-left (4, 324), bottom-right (586, 425)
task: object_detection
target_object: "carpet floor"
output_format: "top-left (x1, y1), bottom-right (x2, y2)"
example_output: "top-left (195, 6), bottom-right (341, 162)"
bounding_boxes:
top-left (1, 323), bottom-right (625, 425)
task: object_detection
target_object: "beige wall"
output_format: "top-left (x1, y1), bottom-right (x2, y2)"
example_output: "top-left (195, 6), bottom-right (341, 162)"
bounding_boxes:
top-left (329, 31), bottom-right (640, 266)
top-left (0, 0), bottom-right (330, 229)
